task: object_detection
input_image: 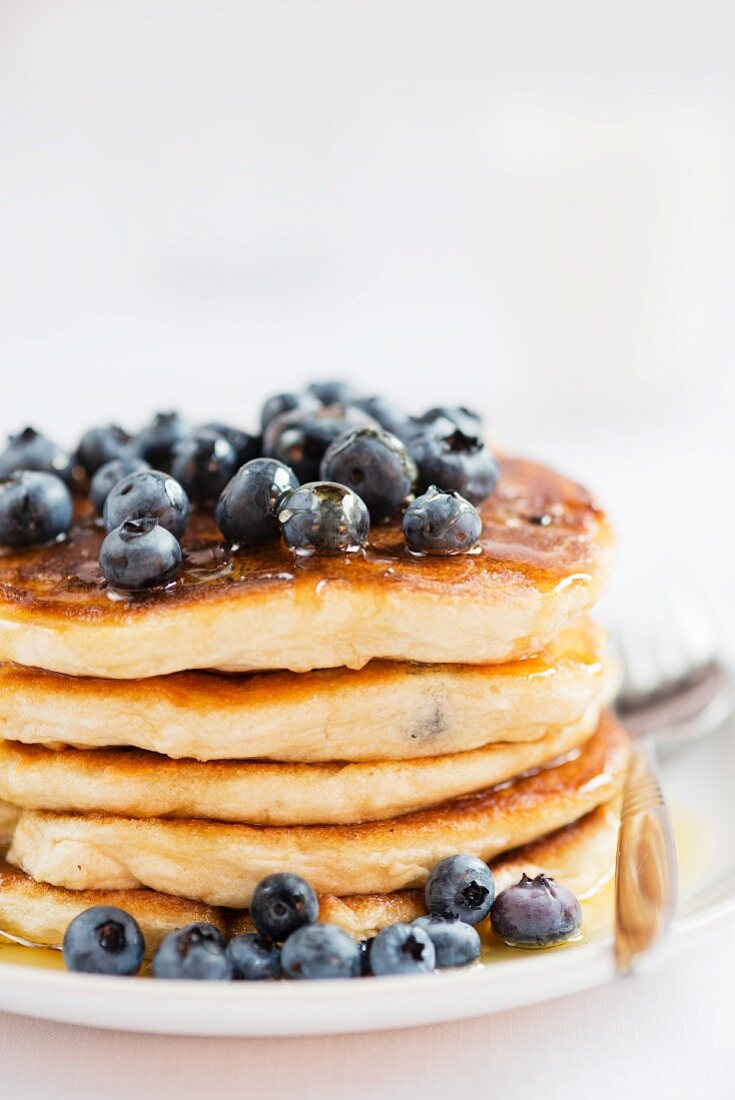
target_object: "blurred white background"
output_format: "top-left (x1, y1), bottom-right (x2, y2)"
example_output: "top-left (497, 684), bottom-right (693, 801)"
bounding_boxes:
top-left (0, 0), bottom-right (733, 610)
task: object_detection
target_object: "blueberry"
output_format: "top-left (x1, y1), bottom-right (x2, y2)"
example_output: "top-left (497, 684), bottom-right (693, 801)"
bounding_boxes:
top-left (215, 458), bottom-right (298, 546)
top-left (134, 411), bottom-right (190, 470)
top-left (320, 427), bottom-right (417, 522)
top-left (412, 916), bottom-right (481, 969)
top-left (353, 396), bottom-right (410, 440)
top-left (203, 422), bottom-right (261, 467)
top-left (0, 471), bottom-right (73, 546)
top-left (490, 873), bottom-right (583, 948)
top-left (62, 905), bottom-right (144, 976)
top-left (410, 428), bottom-right (498, 505)
top-left (250, 872), bottom-right (319, 941)
top-left (281, 923), bottom-right (360, 980)
top-left (170, 429), bottom-right (239, 505)
top-left (89, 457), bottom-right (151, 515)
top-left (227, 934), bottom-right (282, 980)
top-left (76, 424), bottom-right (134, 475)
top-left (369, 923), bottom-right (436, 976)
top-left (103, 469), bottom-right (189, 539)
top-left (260, 393), bottom-right (319, 433)
top-left (306, 380), bottom-right (358, 406)
top-left (358, 936), bottom-right (374, 976)
top-left (403, 486), bottom-right (482, 556)
top-left (425, 855), bottom-right (495, 925)
top-left (278, 482), bottom-right (369, 556)
top-left (0, 427), bottom-right (74, 485)
top-left (263, 404), bottom-right (378, 483)
top-left (99, 518), bottom-right (182, 591)
top-left (152, 922), bottom-right (233, 980)
top-left (412, 405), bottom-right (484, 440)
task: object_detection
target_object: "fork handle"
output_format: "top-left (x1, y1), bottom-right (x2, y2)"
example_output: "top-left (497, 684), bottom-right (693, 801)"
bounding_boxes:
top-left (614, 743), bottom-right (679, 975)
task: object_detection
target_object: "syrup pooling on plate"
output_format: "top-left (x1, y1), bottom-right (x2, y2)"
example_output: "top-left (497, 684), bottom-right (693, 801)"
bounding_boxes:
top-left (0, 457), bottom-right (604, 620)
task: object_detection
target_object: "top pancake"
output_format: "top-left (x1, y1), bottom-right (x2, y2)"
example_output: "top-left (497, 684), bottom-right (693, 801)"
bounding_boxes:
top-left (0, 456), bottom-right (612, 678)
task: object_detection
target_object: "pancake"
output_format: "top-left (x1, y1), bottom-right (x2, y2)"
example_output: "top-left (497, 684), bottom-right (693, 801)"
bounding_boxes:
top-left (6, 714), bottom-right (630, 907)
top-left (0, 803), bottom-right (619, 953)
top-left (0, 457), bottom-right (613, 678)
top-left (230, 800), bottom-right (623, 937)
top-left (0, 619), bottom-right (613, 761)
top-left (0, 712), bottom-right (597, 826)
top-left (0, 861), bottom-right (228, 955)
top-left (0, 800), bottom-right (19, 846)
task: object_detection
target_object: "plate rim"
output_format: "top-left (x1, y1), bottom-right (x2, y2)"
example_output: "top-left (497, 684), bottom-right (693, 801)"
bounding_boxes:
top-left (0, 903), bottom-right (730, 1037)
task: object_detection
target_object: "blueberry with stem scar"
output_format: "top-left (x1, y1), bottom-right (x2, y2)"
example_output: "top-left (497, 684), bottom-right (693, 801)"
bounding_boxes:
top-left (490, 873), bottom-right (583, 948)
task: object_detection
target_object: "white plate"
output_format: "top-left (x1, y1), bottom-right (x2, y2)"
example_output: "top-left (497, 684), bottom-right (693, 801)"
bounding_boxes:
top-left (0, 717), bottom-right (732, 1037)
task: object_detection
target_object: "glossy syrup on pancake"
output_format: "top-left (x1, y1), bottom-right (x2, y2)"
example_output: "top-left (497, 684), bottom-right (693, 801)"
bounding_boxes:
top-left (0, 457), bottom-right (606, 621)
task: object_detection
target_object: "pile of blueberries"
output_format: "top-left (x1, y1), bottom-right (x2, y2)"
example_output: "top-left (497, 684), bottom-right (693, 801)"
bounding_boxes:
top-left (62, 860), bottom-right (583, 980)
top-left (0, 381), bottom-right (500, 590)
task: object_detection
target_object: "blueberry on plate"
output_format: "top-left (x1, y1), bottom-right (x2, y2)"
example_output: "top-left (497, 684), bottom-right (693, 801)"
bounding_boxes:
top-left (152, 923), bottom-right (233, 980)
top-left (412, 916), bottom-right (481, 968)
top-left (263, 404), bottom-right (378, 483)
top-left (0, 427), bottom-right (74, 485)
top-left (425, 855), bottom-right (495, 925)
top-left (103, 468), bottom-right (189, 539)
top-left (410, 428), bottom-right (498, 505)
top-left (278, 482), bottom-right (369, 556)
top-left (202, 422), bottom-right (261, 467)
top-left (320, 427), bottom-right (417, 522)
top-left (259, 392), bottom-right (319, 433)
top-left (250, 872), bottom-right (319, 941)
top-left (490, 873), bottom-right (583, 948)
top-left (403, 486), bottom-right (481, 556)
top-left (63, 905), bottom-right (144, 976)
top-left (134, 411), bottom-right (190, 470)
top-left (281, 923), bottom-right (360, 980)
top-left (170, 428), bottom-right (239, 504)
top-left (99, 517), bottom-right (182, 591)
top-left (369, 923), bottom-right (436, 976)
top-left (0, 471), bottom-right (73, 546)
top-left (215, 458), bottom-right (298, 545)
top-left (76, 424), bottom-right (134, 475)
top-left (306, 380), bottom-right (358, 406)
top-left (227, 933), bottom-right (282, 981)
top-left (89, 456), bottom-right (150, 515)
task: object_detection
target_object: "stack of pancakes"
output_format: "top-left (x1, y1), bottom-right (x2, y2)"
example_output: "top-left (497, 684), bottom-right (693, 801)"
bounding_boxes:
top-left (0, 456), bottom-right (630, 956)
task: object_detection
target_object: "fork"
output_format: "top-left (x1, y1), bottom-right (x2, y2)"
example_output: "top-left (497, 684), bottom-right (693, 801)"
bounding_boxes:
top-left (611, 584), bottom-right (735, 975)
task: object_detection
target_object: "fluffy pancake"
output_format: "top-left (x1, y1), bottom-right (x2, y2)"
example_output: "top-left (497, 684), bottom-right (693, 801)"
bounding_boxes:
top-left (0, 803), bottom-right (619, 953)
top-left (0, 457), bottom-right (613, 678)
top-left (0, 801), bottom-right (19, 846)
top-left (7, 714), bottom-right (630, 906)
top-left (0, 713), bottom-right (597, 826)
top-left (230, 799), bottom-right (623, 937)
top-left (0, 861), bottom-right (228, 955)
top-left (0, 620), bottom-right (613, 761)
